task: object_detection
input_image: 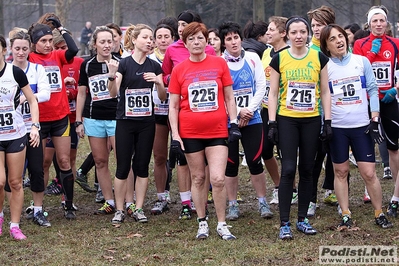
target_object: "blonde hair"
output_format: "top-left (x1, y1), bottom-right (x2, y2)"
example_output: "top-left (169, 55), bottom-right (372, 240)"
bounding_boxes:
top-left (8, 27), bottom-right (28, 40)
top-left (124, 24), bottom-right (153, 51)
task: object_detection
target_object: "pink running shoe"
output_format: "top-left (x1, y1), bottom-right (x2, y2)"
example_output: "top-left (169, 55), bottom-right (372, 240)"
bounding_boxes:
top-left (10, 226), bottom-right (27, 240)
top-left (0, 217), bottom-right (3, 235)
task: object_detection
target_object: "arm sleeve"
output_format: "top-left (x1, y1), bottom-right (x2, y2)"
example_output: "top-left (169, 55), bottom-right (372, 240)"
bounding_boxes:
top-left (35, 64), bottom-right (51, 103)
top-left (269, 53), bottom-right (280, 73)
top-left (248, 55), bottom-right (266, 112)
top-left (319, 52), bottom-right (329, 69)
top-left (63, 32), bottom-right (79, 61)
top-left (363, 57), bottom-right (380, 113)
top-left (13, 66), bottom-right (29, 88)
top-left (78, 60), bottom-right (89, 87)
top-left (162, 48), bottom-right (173, 85)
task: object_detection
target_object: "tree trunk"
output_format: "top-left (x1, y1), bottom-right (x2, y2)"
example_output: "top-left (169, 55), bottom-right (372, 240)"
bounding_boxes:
top-left (113, 0), bottom-right (121, 25)
top-left (274, 0), bottom-right (283, 16)
top-left (371, 0), bottom-right (381, 7)
top-left (55, 0), bottom-right (72, 24)
top-left (253, 0), bottom-right (264, 21)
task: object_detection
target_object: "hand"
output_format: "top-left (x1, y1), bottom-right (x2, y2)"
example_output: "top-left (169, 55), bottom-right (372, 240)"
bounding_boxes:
top-left (228, 123), bottom-right (241, 142)
top-left (371, 38), bottom-right (382, 54)
top-left (169, 139), bottom-right (185, 169)
top-left (64, 77), bottom-right (76, 85)
top-left (238, 119), bottom-right (249, 128)
top-left (143, 72), bottom-right (157, 83)
top-left (105, 59), bottom-right (119, 76)
top-left (365, 120), bottom-right (385, 145)
top-left (267, 121), bottom-right (278, 145)
top-left (76, 124), bottom-right (85, 139)
top-left (239, 108), bottom-right (253, 121)
top-left (320, 120), bottom-right (332, 142)
top-left (29, 128), bottom-right (40, 148)
top-left (46, 17), bottom-right (62, 29)
top-left (380, 87), bottom-right (397, 103)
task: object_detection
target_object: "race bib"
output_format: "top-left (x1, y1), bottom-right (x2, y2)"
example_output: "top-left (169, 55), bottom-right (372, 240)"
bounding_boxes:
top-left (89, 74), bottom-right (112, 101)
top-left (0, 106), bottom-right (16, 134)
top-left (262, 80), bottom-right (270, 106)
top-left (286, 81), bottom-right (316, 111)
top-left (125, 88), bottom-right (152, 117)
top-left (44, 66), bottom-right (62, 93)
top-left (153, 88), bottom-right (169, 116)
top-left (188, 80), bottom-right (219, 112)
top-left (331, 76), bottom-right (362, 105)
top-left (372, 61), bottom-right (392, 88)
top-left (234, 87), bottom-right (253, 108)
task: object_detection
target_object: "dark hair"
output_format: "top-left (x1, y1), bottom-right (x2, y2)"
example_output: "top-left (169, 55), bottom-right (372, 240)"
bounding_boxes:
top-left (37, 13), bottom-right (61, 30)
top-left (154, 24), bottom-right (175, 40)
top-left (177, 10), bottom-right (202, 24)
top-left (218, 21), bottom-right (242, 47)
top-left (105, 23), bottom-right (122, 36)
top-left (285, 16), bottom-right (310, 33)
top-left (157, 17), bottom-right (178, 40)
top-left (353, 29), bottom-right (370, 42)
top-left (0, 35), bottom-right (6, 49)
top-left (307, 5), bottom-right (335, 25)
top-left (344, 23), bottom-right (361, 34)
top-left (182, 22), bottom-right (208, 44)
top-left (243, 20), bottom-right (268, 39)
top-left (320, 24), bottom-right (349, 57)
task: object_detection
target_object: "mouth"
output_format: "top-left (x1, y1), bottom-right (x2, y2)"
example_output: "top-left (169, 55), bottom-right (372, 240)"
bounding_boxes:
top-left (337, 44), bottom-right (344, 49)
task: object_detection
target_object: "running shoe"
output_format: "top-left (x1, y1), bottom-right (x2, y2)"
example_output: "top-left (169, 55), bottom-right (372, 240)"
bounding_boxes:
top-left (10, 227), bottom-right (26, 240)
top-left (226, 203), bottom-right (240, 221)
top-left (363, 188), bottom-right (371, 203)
top-left (133, 208), bottom-right (148, 223)
top-left (64, 209), bottom-right (76, 220)
top-left (75, 170), bottom-right (96, 193)
top-left (296, 218), bottom-right (317, 235)
top-left (387, 201), bottom-right (398, 218)
top-left (33, 211), bottom-right (51, 227)
top-left (112, 210), bottom-right (125, 224)
top-left (383, 167), bottom-right (393, 180)
top-left (96, 202), bottom-right (116, 215)
top-left (25, 206), bottom-right (34, 220)
top-left (178, 204), bottom-right (192, 220)
top-left (0, 217), bottom-right (3, 236)
top-left (270, 188), bottom-right (279, 205)
top-left (164, 190), bottom-right (172, 204)
top-left (95, 189), bottom-right (105, 204)
top-left (196, 221), bottom-right (209, 239)
top-left (216, 224), bottom-right (236, 240)
top-left (151, 200), bottom-right (168, 215)
top-left (291, 192), bottom-right (298, 205)
top-left (375, 213), bottom-right (393, 229)
top-left (207, 191), bottom-right (213, 204)
top-left (44, 180), bottom-right (62, 196)
top-left (237, 192), bottom-right (244, 203)
top-left (23, 176), bottom-right (31, 188)
top-left (337, 204), bottom-right (342, 217)
top-left (324, 191), bottom-right (338, 205)
top-left (61, 202), bottom-right (78, 211)
top-left (338, 214), bottom-right (353, 229)
top-left (126, 203), bottom-right (136, 217)
top-left (279, 222), bottom-right (293, 240)
top-left (259, 201), bottom-right (273, 219)
top-left (307, 202), bottom-right (317, 217)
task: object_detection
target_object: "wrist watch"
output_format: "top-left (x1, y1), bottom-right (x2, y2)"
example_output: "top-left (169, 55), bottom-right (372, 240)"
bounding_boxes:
top-left (32, 122), bottom-right (41, 130)
top-left (75, 121), bottom-right (83, 127)
top-left (230, 119), bottom-right (238, 124)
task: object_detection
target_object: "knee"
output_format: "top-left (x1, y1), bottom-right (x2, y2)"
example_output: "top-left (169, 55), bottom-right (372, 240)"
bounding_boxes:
top-left (58, 157), bottom-right (71, 170)
top-left (94, 158), bottom-right (108, 170)
top-left (8, 178), bottom-right (22, 191)
top-left (153, 153), bottom-right (167, 166)
top-left (191, 173), bottom-right (206, 186)
top-left (211, 175), bottom-right (225, 189)
top-left (335, 168), bottom-right (349, 180)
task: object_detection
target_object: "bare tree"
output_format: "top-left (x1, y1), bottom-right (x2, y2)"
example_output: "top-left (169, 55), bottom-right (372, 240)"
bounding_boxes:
top-left (253, 0), bottom-right (265, 21)
top-left (55, 0), bottom-right (72, 24)
top-left (274, 0), bottom-right (283, 16)
top-left (0, 0), bottom-right (4, 34)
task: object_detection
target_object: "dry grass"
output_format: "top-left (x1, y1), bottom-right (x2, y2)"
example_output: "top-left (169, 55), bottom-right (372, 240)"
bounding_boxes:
top-left (0, 138), bottom-right (398, 265)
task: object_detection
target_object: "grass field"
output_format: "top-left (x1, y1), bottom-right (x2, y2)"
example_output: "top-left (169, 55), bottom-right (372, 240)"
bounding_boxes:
top-left (0, 138), bottom-right (398, 265)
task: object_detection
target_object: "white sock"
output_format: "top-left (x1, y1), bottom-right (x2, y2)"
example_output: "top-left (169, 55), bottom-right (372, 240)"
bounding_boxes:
top-left (180, 191), bottom-right (191, 202)
top-left (0, 211), bottom-right (4, 218)
top-left (258, 197), bottom-right (266, 204)
top-left (126, 202), bottom-right (134, 209)
top-left (106, 200), bottom-right (115, 207)
top-left (217, 222), bottom-right (226, 228)
top-left (33, 206), bottom-right (43, 215)
top-left (10, 222), bottom-right (19, 229)
top-left (157, 192), bottom-right (165, 201)
top-left (391, 196), bottom-right (399, 202)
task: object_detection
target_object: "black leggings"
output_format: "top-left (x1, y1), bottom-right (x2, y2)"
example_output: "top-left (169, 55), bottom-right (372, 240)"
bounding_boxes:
top-left (277, 115), bottom-right (320, 222)
top-left (261, 108), bottom-right (275, 160)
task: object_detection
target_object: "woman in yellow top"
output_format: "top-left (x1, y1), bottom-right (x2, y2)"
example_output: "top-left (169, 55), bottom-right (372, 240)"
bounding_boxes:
top-left (267, 16), bottom-right (331, 240)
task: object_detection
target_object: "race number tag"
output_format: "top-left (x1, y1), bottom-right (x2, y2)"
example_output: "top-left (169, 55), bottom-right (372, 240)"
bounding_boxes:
top-left (125, 88), bottom-right (152, 117)
top-left (262, 80), bottom-right (270, 106)
top-left (153, 88), bottom-right (169, 116)
top-left (89, 74), bottom-right (112, 101)
top-left (188, 80), bottom-right (218, 112)
top-left (372, 61), bottom-right (392, 88)
top-left (44, 66), bottom-right (62, 93)
top-left (0, 106), bottom-right (16, 134)
top-left (234, 87), bottom-right (253, 108)
top-left (331, 76), bottom-right (362, 105)
top-left (286, 81), bottom-right (316, 111)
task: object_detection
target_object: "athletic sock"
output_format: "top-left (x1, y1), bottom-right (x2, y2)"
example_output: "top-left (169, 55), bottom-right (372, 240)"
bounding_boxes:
top-left (60, 169), bottom-right (74, 209)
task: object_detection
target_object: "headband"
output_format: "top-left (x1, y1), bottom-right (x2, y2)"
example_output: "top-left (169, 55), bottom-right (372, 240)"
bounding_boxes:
top-left (31, 24), bottom-right (52, 44)
top-left (285, 17), bottom-right (310, 33)
top-left (367, 8), bottom-right (387, 25)
top-left (178, 12), bottom-right (194, 24)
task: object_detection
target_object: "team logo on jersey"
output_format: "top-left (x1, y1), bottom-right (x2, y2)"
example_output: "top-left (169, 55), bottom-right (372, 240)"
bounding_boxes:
top-left (264, 66), bottom-right (271, 78)
top-left (382, 50), bottom-right (392, 59)
top-left (239, 69), bottom-right (250, 81)
top-left (307, 61), bottom-right (314, 70)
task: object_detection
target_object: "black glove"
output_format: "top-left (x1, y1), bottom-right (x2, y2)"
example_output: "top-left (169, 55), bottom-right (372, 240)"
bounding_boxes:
top-left (169, 140), bottom-right (185, 168)
top-left (46, 17), bottom-right (62, 29)
top-left (267, 121), bottom-right (278, 145)
top-left (365, 119), bottom-right (384, 145)
top-left (320, 120), bottom-right (332, 142)
top-left (228, 123), bottom-right (241, 142)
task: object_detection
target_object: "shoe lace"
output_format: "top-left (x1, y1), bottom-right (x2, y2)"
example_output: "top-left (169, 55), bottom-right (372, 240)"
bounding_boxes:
top-left (198, 221), bottom-right (208, 233)
top-left (218, 224), bottom-right (233, 236)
